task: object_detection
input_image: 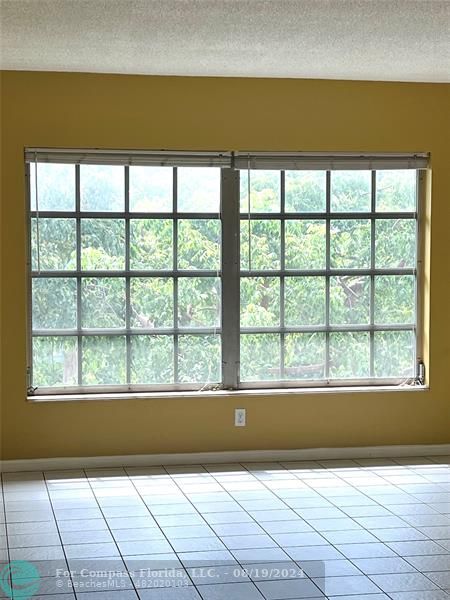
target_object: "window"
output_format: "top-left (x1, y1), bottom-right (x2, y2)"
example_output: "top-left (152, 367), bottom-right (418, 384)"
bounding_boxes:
top-left (26, 150), bottom-right (427, 395)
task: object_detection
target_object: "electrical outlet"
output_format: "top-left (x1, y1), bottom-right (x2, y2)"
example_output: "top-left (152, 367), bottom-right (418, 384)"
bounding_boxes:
top-left (235, 408), bottom-right (246, 427)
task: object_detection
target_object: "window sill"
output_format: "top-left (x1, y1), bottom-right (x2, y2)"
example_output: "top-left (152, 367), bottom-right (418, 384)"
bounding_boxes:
top-left (27, 385), bottom-right (429, 403)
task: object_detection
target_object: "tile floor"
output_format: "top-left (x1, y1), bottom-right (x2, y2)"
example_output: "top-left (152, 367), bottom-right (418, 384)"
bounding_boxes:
top-left (1, 456), bottom-right (450, 599)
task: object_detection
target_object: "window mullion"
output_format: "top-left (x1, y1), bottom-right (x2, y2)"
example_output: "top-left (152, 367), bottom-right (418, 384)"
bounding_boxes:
top-left (370, 170), bottom-right (376, 378)
top-left (125, 166), bottom-right (131, 386)
top-left (221, 168), bottom-right (240, 389)
top-left (75, 163), bottom-right (82, 387)
top-left (325, 170), bottom-right (331, 380)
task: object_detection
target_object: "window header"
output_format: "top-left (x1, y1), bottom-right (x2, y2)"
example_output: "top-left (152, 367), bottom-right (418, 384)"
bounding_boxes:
top-left (25, 149), bottom-right (429, 170)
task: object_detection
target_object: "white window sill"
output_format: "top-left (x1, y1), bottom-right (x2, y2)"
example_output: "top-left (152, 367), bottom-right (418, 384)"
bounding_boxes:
top-left (27, 385), bottom-right (429, 403)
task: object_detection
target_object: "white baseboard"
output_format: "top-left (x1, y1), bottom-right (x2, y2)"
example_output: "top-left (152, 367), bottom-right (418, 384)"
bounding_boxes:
top-left (1, 444), bottom-right (449, 472)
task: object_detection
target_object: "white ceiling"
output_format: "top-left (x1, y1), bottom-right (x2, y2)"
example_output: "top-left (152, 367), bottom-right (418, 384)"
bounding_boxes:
top-left (1, 0), bottom-right (449, 82)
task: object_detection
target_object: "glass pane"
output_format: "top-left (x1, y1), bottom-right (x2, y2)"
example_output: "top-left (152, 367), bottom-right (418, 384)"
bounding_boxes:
top-left (374, 275), bottom-right (415, 324)
top-left (32, 278), bottom-right (77, 330)
top-left (330, 275), bottom-right (370, 325)
top-left (178, 219), bottom-right (220, 270)
top-left (30, 163), bottom-right (75, 211)
top-left (80, 165), bottom-right (124, 211)
top-left (240, 220), bottom-right (281, 270)
top-left (178, 167), bottom-right (220, 212)
top-left (375, 219), bottom-right (416, 268)
top-left (177, 335), bottom-right (221, 383)
top-left (130, 219), bottom-right (173, 270)
top-left (82, 336), bottom-right (126, 385)
top-left (330, 220), bottom-right (371, 269)
top-left (240, 170), bottom-right (280, 213)
top-left (33, 336), bottom-right (78, 387)
top-left (374, 330), bottom-right (415, 378)
top-left (81, 219), bottom-right (125, 270)
top-left (285, 171), bottom-right (326, 213)
top-left (331, 171), bottom-right (371, 212)
top-left (330, 332), bottom-right (370, 378)
top-left (81, 278), bottom-right (125, 328)
top-left (240, 277), bottom-right (280, 327)
top-left (284, 333), bottom-right (326, 380)
top-left (376, 170), bottom-right (416, 212)
top-left (129, 166), bottom-right (173, 212)
top-left (31, 218), bottom-right (76, 271)
top-left (285, 220), bottom-right (326, 270)
top-left (131, 278), bottom-right (173, 328)
top-left (131, 335), bottom-right (174, 384)
top-left (178, 277), bottom-right (221, 328)
top-left (240, 334), bottom-right (280, 381)
top-left (285, 277), bottom-right (325, 326)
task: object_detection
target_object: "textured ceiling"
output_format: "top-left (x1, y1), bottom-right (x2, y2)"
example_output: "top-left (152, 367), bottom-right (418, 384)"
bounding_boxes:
top-left (1, 0), bottom-right (449, 82)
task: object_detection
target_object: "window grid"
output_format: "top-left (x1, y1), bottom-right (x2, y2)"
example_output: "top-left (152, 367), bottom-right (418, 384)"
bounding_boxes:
top-left (238, 169), bottom-right (418, 386)
top-left (27, 159), bottom-right (422, 394)
top-left (29, 164), bottom-right (222, 390)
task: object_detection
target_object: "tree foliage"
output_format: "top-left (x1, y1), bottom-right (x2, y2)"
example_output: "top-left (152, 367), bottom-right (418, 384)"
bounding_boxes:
top-left (30, 165), bottom-right (417, 387)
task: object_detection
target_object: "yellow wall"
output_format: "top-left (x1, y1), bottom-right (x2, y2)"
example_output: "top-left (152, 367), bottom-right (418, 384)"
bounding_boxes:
top-left (1, 71), bottom-right (449, 461)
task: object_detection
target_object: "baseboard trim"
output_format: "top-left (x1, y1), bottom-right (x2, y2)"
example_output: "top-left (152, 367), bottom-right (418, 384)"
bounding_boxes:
top-left (1, 444), bottom-right (449, 473)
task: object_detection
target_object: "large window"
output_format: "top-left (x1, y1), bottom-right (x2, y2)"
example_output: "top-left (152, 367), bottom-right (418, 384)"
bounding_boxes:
top-left (27, 150), bottom-right (427, 395)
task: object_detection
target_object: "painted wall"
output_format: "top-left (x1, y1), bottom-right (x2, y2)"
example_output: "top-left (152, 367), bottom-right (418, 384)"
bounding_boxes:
top-left (1, 71), bottom-right (449, 461)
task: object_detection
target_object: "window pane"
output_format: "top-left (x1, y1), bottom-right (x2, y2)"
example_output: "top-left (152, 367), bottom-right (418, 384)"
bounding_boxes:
top-left (376, 170), bottom-right (416, 212)
top-left (130, 219), bottom-right (173, 270)
top-left (80, 165), bottom-right (124, 211)
top-left (240, 334), bottom-right (280, 381)
top-left (240, 220), bottom-right (281, 270)
top-left (284, 333), bottom-right (326, 380)
top-left (285, 171), bottom-right (326, 213)
top-left (81, 278), bottom-right (125, 328)
top-left (130, 278), bottom-right (173, 328)
top-left (30, 163), bottom-right (75, 211)
top-left (178, 277), bottom-right (221, 328)
top-left (330, 219), bottom-right (371, 269)
top-left (374, 275), bottom-right (415, 324)
top-left (81, 219), bottom-right (125, 270)
top-left (285, 277), bottom-right (325, 326)
top-left (330, 332), bottom-right (370, 378)
top-left (375, 219), bottom-right (416, 268)
top-left (285, 220), bottom-right (326, 270)
top-left (178, 167), bottom-right (220, 212)
top-left (33, 336), bottom-right (78, 387)
top-left (32, 278), bottom-right (77, 330)
top-left (240, 277), bottom-right (280, 327)
top-left (240, 170), bottom-right (280, 213)
top-left (82, 336), bottom-right (126, 385)
top-left (131, 335), bottom-right (174, 384)
top-left (129, 166), bottom-right (173, 212)
top-left (374, 331), bottom-right (415, 378)
top-left (331, 170), bottom-right (371, 212)
top-left (31, 218), bottom-right (76, 271)
top-left (177, 335), bottom-right (221, 383)
top-left (178, 219), bottom-right (220, 270)
top-left (330, 275), bottom-right (370, 325)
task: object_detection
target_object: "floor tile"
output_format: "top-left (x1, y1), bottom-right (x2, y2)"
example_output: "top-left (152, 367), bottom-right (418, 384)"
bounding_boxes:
top-left (313, 574), bottom-right (381, 596)
top-left (256, 577), bottom-right (324, 598)
top-left (117, 539), bottom-right (172, 555)
top-left (199, 582), bottom-right (265, 599)
top-left (352, 556), bottom-right (417, 574)
top-left (64, 542), bottom-right (120, 559)
top-left (370, 572), bottom-right (439, 592)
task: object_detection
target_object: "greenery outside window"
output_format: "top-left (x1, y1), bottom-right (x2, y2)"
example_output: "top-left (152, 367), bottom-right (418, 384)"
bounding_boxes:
top-left (26, 150), bottom-right (427, 396)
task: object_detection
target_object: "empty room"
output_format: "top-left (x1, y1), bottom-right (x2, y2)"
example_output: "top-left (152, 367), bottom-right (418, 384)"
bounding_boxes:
top-left (1, 0), bottom-right (450, 599)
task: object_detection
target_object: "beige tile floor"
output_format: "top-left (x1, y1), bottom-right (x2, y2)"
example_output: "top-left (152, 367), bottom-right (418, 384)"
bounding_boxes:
top-left (1, 456), bottom-right (450, 599)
